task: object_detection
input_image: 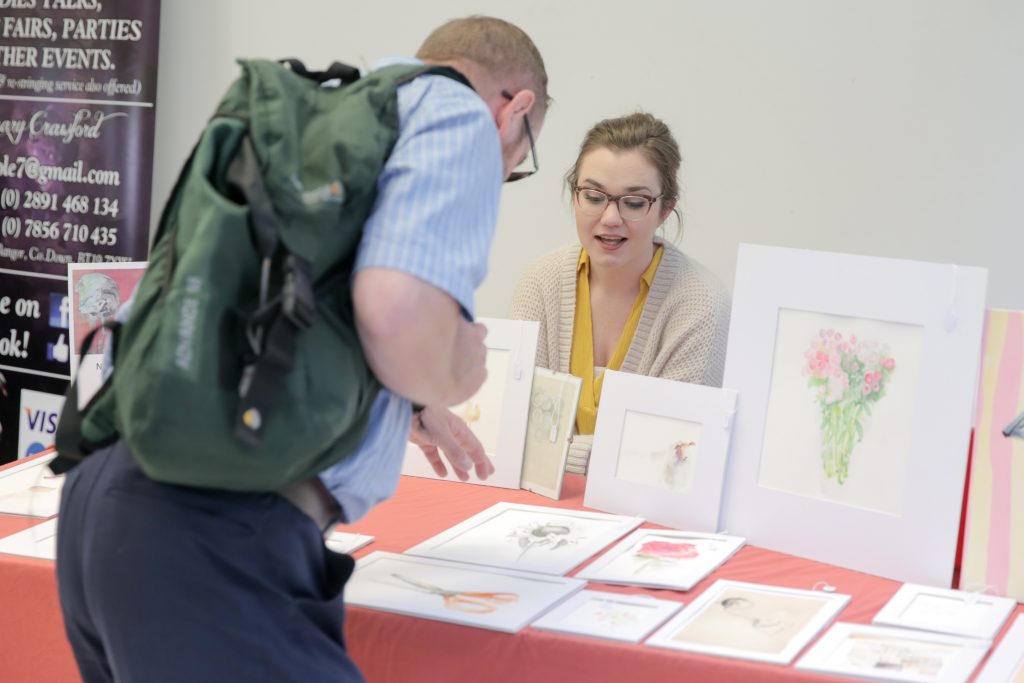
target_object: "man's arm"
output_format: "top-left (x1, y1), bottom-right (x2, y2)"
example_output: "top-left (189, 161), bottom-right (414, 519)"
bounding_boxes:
top-left (353, 268), bottom-right (487, 407)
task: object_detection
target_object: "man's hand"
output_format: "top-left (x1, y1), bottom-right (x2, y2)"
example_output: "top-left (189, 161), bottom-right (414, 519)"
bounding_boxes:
top-left (409, 406), bottom-right (495, 481)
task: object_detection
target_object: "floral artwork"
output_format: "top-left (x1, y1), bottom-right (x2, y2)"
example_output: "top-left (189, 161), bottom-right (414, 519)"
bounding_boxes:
top-left (803, 329), bottom-right (896, 484)
top-left (634, 540), bottom-right (699, 572)
top-left (520, 369), bottom-right (581, 499)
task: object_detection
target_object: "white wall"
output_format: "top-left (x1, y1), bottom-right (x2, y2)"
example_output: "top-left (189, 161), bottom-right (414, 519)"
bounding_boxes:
top-left (153, 0), bottom-right (1024, 315)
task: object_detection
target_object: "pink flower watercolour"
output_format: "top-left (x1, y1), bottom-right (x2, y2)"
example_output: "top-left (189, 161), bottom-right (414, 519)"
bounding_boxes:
top-left (634, 540), bottom-right (699, 573)
top-left (803, 329), bottom-right (896, 484)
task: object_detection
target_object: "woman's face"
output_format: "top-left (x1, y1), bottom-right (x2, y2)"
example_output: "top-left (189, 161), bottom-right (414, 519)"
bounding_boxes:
top-left (574, 147), bottom-right (672, 275)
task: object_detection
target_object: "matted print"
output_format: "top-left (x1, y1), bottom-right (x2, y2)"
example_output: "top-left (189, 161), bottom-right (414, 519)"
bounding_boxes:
top-left (67, 261), bottom-right (147, 407)
top-left (519, 368), bottom-right (582, 499)
top-left (873, 583), bottom-right (1015, 640)
top-left (960, 309), bottom-right (1024, 601)
top-left (974, 615), bottom-right (1024, 683)
top-left (324, 531), bottom-right (374, 556)
top-left (576, 529), bottom-right (744, 591)
top-left (345, 551), bottom-right (584, 633)
top-left (0, 518), bottom-right (57, 560)
top-left (529, 589), bottom-right (683, 643)
top-left (402, 318), bottom-right (539, 489)
top-left (796, 623), bottom-right (990, 683)
top-left (404, 502), bottom-right (643, 576)
top-left (758, 309), bottom-right (923, 515)
top-left (721, 244), bottom-right (987, 585)
top-left (647, 579), bottom-right (850, 664)
top-left (585, 371), bottom-right (737, 532)
top-left (0, 450), bottom-right (63, 517)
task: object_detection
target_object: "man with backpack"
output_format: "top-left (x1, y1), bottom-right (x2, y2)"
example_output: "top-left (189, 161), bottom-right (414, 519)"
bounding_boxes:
top-left (55, 16), bottom-right (548, 682)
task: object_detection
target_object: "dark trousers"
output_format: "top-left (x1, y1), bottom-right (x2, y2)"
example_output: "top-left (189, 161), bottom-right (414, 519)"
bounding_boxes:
top-left (55, 441), bottom-right (363, 683)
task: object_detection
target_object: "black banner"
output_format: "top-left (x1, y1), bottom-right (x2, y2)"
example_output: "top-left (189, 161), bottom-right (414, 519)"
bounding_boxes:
top-left (0, 0), bottom-right (160, 462)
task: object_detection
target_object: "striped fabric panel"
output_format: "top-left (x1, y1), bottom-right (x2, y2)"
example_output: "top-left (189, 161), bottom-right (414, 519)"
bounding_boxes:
top-left (960, 309), bottom-right (1024, 600)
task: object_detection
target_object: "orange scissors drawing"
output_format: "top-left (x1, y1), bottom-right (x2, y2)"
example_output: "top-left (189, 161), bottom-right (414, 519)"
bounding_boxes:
top-left (391, 573), bottom-right (518, 614)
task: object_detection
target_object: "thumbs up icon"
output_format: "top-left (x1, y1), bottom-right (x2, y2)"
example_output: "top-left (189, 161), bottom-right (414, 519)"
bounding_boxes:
top-left (52, 334), bottom-right (69, 363)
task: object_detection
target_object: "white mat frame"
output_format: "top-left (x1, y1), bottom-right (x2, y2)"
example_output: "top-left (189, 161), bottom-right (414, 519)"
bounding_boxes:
top-left (585, 370), bottom-right (737, 531)
top-left (721, 244), bottom-right (987, 585)
top-left (974, 615), bottom-right (1024, 683)
top-left (796, 622), bottom-right (990, 683)
top-left (529, 589), bottom-right (683, 643)
top-left (873, 583), bottom-right (1016, 640)
top-left (404, 502), bottom-right (643, 576)
top-left (401, 317), bottom-right (539, 489)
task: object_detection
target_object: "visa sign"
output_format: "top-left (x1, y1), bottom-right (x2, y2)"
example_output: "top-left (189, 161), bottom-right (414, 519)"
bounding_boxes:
top-left (18, 388), bottom-right (66, 459)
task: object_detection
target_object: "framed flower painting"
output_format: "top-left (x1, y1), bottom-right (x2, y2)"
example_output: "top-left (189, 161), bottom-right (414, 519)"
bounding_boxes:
top-left (720, 244), bottom-right (987, 585)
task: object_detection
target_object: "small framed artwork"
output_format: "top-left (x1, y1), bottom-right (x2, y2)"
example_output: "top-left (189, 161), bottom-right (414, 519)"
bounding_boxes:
top-left (324, 531), bottom-right (374, 555)
top-left (873, 583), bottom-right (1016, 640)
top-left (67, 261), bottom-right (148, 408)
top-left (0, 451), bottom-right (63, 518)
top-left (795, 622), bottom-right (990, 683)
top-left (529, 589), bottom-right (683, 644)
top-left (402, 318), bottom-right (539, 489)
top-left (721, 244), bottom-right (987, 585)
top-left (519, 368), bottom-right (582, 499)
top-left (404, 502), bottom-right (643, 576)
top-left (584, 370), bottom-right (738, 531)
top-left (0, 518), bottom-right (57, 560)
top-left (576, 529), bottom-right (745, 591)
top-left (344, 551), bottom-right (585, 633)
top-left (974, 616), bottom-right (1024, 683)
top-left (646, 579), bottom-right (851, 665)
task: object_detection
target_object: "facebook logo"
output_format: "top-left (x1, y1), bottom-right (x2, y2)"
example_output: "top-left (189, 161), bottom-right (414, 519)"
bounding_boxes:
top-left (49, 293), bottom-right (69, 329)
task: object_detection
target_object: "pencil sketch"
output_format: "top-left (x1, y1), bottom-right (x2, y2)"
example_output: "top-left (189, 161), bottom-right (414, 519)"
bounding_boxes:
top-left (615, 410), bottom-right (702, 493)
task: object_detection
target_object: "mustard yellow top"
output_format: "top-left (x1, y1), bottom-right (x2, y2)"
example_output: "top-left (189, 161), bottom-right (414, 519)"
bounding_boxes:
top-left (570, 245), bottom-right (664, 434)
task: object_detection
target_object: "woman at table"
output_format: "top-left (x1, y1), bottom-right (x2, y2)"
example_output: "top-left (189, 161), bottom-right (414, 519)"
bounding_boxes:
top-left (509, 112), bottom-right (731, 473)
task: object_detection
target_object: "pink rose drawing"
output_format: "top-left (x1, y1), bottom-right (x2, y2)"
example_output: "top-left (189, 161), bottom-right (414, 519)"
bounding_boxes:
top-left (803, 329), bottom-right (896, 484)
top-left (633, 540), bottom-right (699, 572)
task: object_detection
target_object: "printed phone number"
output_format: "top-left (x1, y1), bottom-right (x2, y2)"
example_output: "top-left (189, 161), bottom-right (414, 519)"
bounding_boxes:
top-left (1, 216), bottom-right (117, 246)
top-left (0, 188), bottom-right (120, 218)
top-left (0, 154), bottom-right (120, 188)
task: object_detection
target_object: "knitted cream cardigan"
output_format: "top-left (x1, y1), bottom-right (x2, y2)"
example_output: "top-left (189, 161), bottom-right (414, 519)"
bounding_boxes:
top-left (509, 239), bottom-right (732, 471)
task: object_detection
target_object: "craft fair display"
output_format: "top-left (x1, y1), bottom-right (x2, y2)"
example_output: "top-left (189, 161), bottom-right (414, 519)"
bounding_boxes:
top-left (519, 368), bottom-right (582, 499)
top-left (345, 551), bottom-right (584, 633)
top-left (796, 622), bottom-right (990, 683)
top-left (646, 579), bottom-right (850, 665)
top-left (529, 589), bottom-right (683, 644)
top-left (584, 370), bottom-right (737, 531)
top-left (721, 244), bottom-right (987, 585)
top-left (872, 583), bottom-right (1016, 640)
top-left (401, 318), bottom-right (539, 489)
top-left (404, 502), bottom-right (642, 576)
top-left (576, 529), bottom-right (744, 591)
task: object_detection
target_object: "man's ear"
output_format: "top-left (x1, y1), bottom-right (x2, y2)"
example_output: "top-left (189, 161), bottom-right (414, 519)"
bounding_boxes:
top-left (496, 89), bottom-right (536, 143)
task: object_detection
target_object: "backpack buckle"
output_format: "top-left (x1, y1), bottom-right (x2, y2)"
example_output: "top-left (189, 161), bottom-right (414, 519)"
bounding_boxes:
top-left (282, 255), bottom-right (315, 330)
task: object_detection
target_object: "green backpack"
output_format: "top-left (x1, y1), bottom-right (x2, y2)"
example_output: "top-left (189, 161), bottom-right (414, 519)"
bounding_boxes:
top-left (54, 59), bottom-right (469, 490)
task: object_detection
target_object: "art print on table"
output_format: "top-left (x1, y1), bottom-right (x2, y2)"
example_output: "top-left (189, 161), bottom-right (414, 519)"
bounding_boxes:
top-left (529, 589), bottom-right (683, 643)
top-left (324, 531), bottom-right (374, 556)
top-left (0, 451), bottom-right (63, 518)
top-left (345, 551), bottom-right (584, 633)
top-left (405, 502), bottom-right (642, 576)
top-left (758, 309), bottom-right (924, 515)
top-left (615, 410), bottom-right (702, 493)
top-left (975, 616), bottom-right (1024, 683)
top-left (796, 623), bottom-right (990, 683)
top-left (402, 318), bottom-right (539, 489)
top-left (0, 518), bottom-right (57, 560)
top-left (647, 580), bottom-right (850, 664)
top-left (721, 245), bottom-right (987, 586)
top-left (584, 371), bottom-right (737, 532)
top-left (520, 369), bottom-right (582, 499)
top-left (577, 529), bottom-right (744, 591)
top-left (872, 583), bottom-right (1015, 640)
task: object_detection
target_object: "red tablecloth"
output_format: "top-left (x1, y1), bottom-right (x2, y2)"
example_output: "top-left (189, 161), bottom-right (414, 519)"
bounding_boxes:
top-left (0, 458), bottom-right (1019, 683)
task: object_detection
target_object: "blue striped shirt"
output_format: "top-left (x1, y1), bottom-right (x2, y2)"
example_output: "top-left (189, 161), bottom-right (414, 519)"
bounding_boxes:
top-left (317, 58), bottom-right (503, 522)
